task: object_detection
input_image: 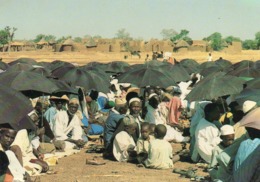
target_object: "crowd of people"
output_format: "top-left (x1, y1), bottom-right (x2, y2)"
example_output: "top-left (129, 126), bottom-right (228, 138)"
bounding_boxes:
top-left (0, 61), bottom-right (259, 182)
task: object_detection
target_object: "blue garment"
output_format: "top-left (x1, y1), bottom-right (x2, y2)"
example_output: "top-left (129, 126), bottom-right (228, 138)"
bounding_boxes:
top-left (103, 110), bottom-right (124, 149)
top-left (233, 138), bottom-right (260, 171)
top-left (97, 96), bottom-right (109, 112)
top-left (81, 113), bottom-right (104, 135)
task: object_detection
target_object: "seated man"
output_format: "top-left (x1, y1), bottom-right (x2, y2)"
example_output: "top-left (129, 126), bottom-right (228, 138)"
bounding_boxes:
top-left (193, 103), bottom-right (221, 163)
top-left (0, 126), bottom-right (30, 181)
top-left (113, 115), bottom-right (137, 162)
top-left (144, 124), bottom-right (173, 169)
top-left (53, 98), bottom-right (85, 150)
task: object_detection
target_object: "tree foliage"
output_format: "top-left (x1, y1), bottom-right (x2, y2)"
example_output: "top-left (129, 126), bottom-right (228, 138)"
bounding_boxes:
top-left (242, 40), bottom-right (257, 50)
top-left (170, 29), bottom-right (192, 45)
top-left (160, 29), bottom-right (177, 40)
top-left (33, 34), bottom-right (56, 43)
top-left (224, 36), bottom-right (241, 44)
top-left (255, 31), bottom-right (260, 49)
top-left (74, 37), bottom-right (82, 43)
top-left (115, 28), bottom-right (132, 40)
top-left (0, 29), bottom-right (9, 45)
top-left (204, 32), bottom-right (223, 51)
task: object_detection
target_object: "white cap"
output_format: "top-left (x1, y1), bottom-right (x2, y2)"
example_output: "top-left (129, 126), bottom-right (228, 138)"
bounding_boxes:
top-left (148, 93), bottom-right (157, 99)
top-left (242, 100), bottom-right (257, 113)
top-left (129, 97), bottom-right (141, 105)
top-left (220, 125), bottom-right (235, 136)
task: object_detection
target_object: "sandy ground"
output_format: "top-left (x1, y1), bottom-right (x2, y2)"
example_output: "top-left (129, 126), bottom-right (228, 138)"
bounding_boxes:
top-left (32, 143), bottom-right (208, 182)
top-left (1, 50), bottom-right (260, 65)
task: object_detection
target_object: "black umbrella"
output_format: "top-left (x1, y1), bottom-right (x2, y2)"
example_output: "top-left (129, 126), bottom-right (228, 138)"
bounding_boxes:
top-left (0, 84), bottom-right (35, 130)
top-left (105, 61), bottom-right (131, 73)
top-left (0, 62), bottom-right (9, 70)
top-left (227, 67), bottom-right (260, 78)
top-left (179, 59), bottom-right (200, 74)
top-left (185, 72), bottom-right (245, 101)
top-left (159, 64), bottom-right (190, 82)
top-left (235, 88), bottom-right (260, 104)
top-left (215, 58), bottom-right (232, 68)
top-left (50, 78), bottom-right (78, 96)
top-left (117, 67), bottom-right (177, 88)
top-left (46, 60), bottom-right (75, 71)
top-left (226, 60), bottom-right (254, 72)
top-left (245, 78), bottom-right (260, 89)
top-left (200, 66), bottom-right (223, 77)
top-left (199, 61), bottom-right (218, 70)
top-left (8, 58), bottom-right (37, 66)
top-left (28, 66), bottom-right (53, 77)
top-left (0, 71), bottom-right (59, 98)
top-left (59, 68), bottom-right (110, 93)
top-left (86, 61), bottom-right (104, 67)
top-left (6, 63), bottom-right (34, 72)
top-left (80, 65), bottom-right (109, 79)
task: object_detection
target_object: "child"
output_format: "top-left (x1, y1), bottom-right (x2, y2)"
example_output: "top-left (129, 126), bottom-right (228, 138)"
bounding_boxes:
top-left (136, 122), bottom-right (155, 164)
top-left (149, 124), bottom-right (156, 136)
top-left (144, 124), bottom-right (174, 169)
top-left (209, 125), bottom-right (235, 179)
top-left (113, 115), bottom-right (137, 162)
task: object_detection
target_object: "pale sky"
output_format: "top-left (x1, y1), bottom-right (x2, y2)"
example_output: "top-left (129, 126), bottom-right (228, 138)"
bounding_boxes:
top-left (0, 0), bottom-right (259, 41)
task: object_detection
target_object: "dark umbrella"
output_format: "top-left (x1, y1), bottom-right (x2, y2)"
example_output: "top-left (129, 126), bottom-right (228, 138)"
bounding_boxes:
top-left (6, 63), bottom-right (33, 72)
top-left (200, 66), bottom-right (223, 77)
top-left (179, 59), bottom-right (200, 74)
top-left (37, 61), bottom-right (51, 68)
top-left (59, 68), bottom-right (110, 93)
top-left (199, 61), bottom-right (218, 70)
top-left (86, 61), bottom-right (104, 67)
top-left (8, 58), bottom-right (37, 66)
top-left (227, 67), bottom-right (260, 78)
top-left (226, 60), bottom-right (254, 72)
top-left (105, 61), bottom-right (131, 73)
top-left (46, 60), bottom-right (75, 71)
top-left (146, 60), bottom-right (164, 67)
top-left (0, 84), bottom-right (35, 130)
top-left (51, 66), bottom-right (75, 78)
top-left (80, 65), bottom-right (109, 79)
top-left (159, 64), bottom-right (190, 82)
top-left (185, 72), bottom-right (245, 101)
top-left (245, 78), bottom-right (260, 89)
top-left (50, 79), bottom-right (78, 96)
top-left (215, 58), bottom-right (232, 68)
top-left (28, 66), bottom-right (53, 77)
top-left (0, 62), bottom-right (9, 70)
top-left (117, 67), bottom-right (177, 88)
top-left (235, 88), bottom-right (260, 104)
top-left (0, 71), bottom-right (59, 98)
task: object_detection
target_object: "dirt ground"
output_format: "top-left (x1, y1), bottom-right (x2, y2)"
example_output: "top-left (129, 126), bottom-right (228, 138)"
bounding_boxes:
top-left (1, 50), bottom-right (260, 65)
top-left (32, 143), bottom-right (208, 182)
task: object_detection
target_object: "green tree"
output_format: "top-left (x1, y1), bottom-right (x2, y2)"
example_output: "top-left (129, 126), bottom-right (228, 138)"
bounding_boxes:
top-left (255, 31), bottom-right (260, 49)
top-left (34, 34), bottom-right (45, 43)
top-left (160, 29), bottom-right (177, 40)
top-left (224, 36), bottom-right (241, 44)
top-left (74, 37), bottom-right (82, 43)
top-left (45, 35), bottom-right (56, 42)
top-left (4, 26), bottom-right (17, 52)
top-left (242, 40), bottom-right (257, 50)
top-left (170, 29), bottom-right (192, 45)
top-left (115, 28), bottom-right (132, 40)
top-left (205, 32), bottom-right (223, 51)
top-left (0, 29), bottom-right (9, 46)
top-left (56, 36), bottom-right (71, 43)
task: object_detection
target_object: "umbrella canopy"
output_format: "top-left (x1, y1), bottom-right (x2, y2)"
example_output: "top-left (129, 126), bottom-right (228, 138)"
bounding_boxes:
top-left (59, 68), bottom-right (110, 93)
top-left (28, 66), bottom-right (53, 77)
top-left (245, 78), bottom-right (260, 89)
top-left (227, 67), bottom-right (260, 78)
top-left (50, 78), bottom-right (78, 96)
top-left (46, 60), bottom-right (75, 71)
top-left (86, 61), bottom-right (104, 67)
top-left (146, 60), bottom-right (164, 67)
top-left (8, 58), bottom-right (37, 66)
top-left (200, 66), bottom-right (223, 77)
top-left (199, 61), bottom-right (219, 70)
top-left (80, 65), bottom-right (109, 79)
top-left (51, 66), bottom-right (76, 78)
top-left (104, 61), bottom-right (131, 73)
top-left (215, 58), bottom-right (232, 68)
top-left (235, 88), bottom-right (260, 104)
top-left (185, 72), bottom-right (245, 101)
top-left (158, 64), bottom-right (190, 82)
top-left (117, 67), bottom-right (177, 88)
top-left (179, 59), bottom-right (200, 68)
top-left (6, 63), bottom-right (34, 72)
top-left (227, 60), bottom-right (254, 72)
top-left (0, 71), bottom-right (59, 98)
top-left (0, 84), bottom-right (35, 130)
top-left (0, 62), bottom-right (9, 70)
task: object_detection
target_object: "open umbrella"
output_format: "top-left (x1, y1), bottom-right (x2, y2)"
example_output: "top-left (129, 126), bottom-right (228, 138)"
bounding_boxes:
top-left (117, 67), bottom-right (177, 88)
top-left (8, 58), bottom-right (37, 66)
top-left (185, 72), bottom-right (245, 101)
top-left (200, 66), bottom-right (223, 77)
top-left (0, 62), bottom-right (9, 70)
top-left (180, 59), bottom-right (200, 68)
top-left (28, 65), bottom-right (53, 77)
top-left (0, 71), bottom-right (59, 98)
top-left (59, 68), bottom-right (110, 93)
top-left (235, 88), bottom-right (260, 104)
top-left (246, 78), bottom-right (260, 89)
top-left (215, 58), bottom-right (232, 68)
top-left (159, 64), bottom-right (190, 82)
top-left (6, 63), bottom-right (34, 72)
top-left (199, 61), bottom-right (219, 70)
top-left (104, 61), bottom-right (131, 73)
top-left (46, 60), bottom-right (75, 71)
top-left (227, 67), bottom-right (260, 78)
top-left (50, 78), bottom-right (78, 96)
top-left (0, 84), bottom-right (35, 130)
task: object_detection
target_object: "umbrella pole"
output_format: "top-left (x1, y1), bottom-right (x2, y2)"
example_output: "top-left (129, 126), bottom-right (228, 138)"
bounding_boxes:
top-left (220, 97), bottom-right (226, 113)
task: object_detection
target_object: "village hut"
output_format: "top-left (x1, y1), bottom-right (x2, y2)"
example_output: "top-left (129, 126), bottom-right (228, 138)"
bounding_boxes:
top-left (23, 41), bottom-right (36, 51)
top-left (10, 41), bottom-right (24, 51)
top-left (36, 38), bottom-right (49, 50)
top-left (85, 38), bottom-right (98, 51)
top-left (60, 38), bottom-right (74, 52)
top-left (174, 39), bottom-right (189, 52)
top-left (189, 40), bottom-right (207, 52)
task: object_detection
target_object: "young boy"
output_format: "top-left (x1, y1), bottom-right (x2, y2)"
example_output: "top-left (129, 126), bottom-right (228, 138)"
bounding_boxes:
top-left (144, 124), bottom-right (174, 169)
top-left (210, 125), bottom-right (235, 168)
top-left (113, 115), bottom-right (137, 162)
top-left (136, 122), bottom-right (155, 163)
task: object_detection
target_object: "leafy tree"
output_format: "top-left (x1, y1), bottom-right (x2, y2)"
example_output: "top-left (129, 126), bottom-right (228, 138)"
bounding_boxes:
top-left (255, 31), bottom-right (260, 49)
top-left (170, 29), bottom-right (193, 45)
top-left (74, 37), bottom-right (82, 43)
top-left (56, 36), bottom-right (69, 43)
top-left (204, 32), bottom-right (223, 51)
top-left (115, 28), bottom-right (132, 40)
top-left (224, 36), bottom-right (241, 44)
top-left (34, 34), bottom-right (45, 43)
top-left (34, 34), bottom-right (56, 43)
top-left (0, 29), bottom-right (9, 46)
top-left (160, 29), bottom-right (177, 40)
top-left (242, 40), bottom-right (257, 50)
top-left (4, 26), bottom-right (17, 52)
top-left (45, 35), bottom-right (56, 42)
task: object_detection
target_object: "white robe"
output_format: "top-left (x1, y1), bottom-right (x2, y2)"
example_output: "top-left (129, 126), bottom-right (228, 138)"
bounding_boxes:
top-left (113, 131), bottom-right (136, 162)
top-left (193, 118), bottom-right (221, 163)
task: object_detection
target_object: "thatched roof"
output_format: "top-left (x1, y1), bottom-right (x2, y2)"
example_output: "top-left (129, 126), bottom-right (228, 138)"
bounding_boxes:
top-left (86, 39), bottom-right (97, 47)
top-left (48, 39), bottom-right (56, 44)
top-left (192, 40), bottom-right (207, 47)
top-left (24, 41), bottom-right (35, 46)
top-left (62, 38), bottom-right (74, 45)
top-left (10, 41), bottom-right (24, 46)
top-left (175, 40), bottom-right (189, 48)
top-left (37, 38), bottom-right (48, 45)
